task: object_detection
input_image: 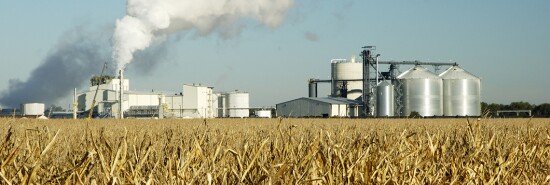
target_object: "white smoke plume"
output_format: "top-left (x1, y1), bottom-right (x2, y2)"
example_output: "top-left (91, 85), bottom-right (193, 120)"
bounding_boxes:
top-left (112, 0), bottom-right (295, 71)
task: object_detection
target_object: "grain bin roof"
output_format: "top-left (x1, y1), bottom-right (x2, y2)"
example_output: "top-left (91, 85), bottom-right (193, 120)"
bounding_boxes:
top-left (438, 65), bottom-right (479, 80)
top-left (397, 65), bottom-right (439, 79)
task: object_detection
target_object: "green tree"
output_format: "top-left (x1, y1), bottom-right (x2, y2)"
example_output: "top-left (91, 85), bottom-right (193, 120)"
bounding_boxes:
top-left (509, 101), bottom-right (533, 110)
top-left (534, 103), bottom-right (550, 116)
top-left (481, 102), bottom-right (488, 113)
top-left (487, 103), bottom-right (504, 112)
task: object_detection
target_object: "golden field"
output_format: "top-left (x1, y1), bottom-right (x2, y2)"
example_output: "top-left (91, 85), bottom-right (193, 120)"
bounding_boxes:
top-left (0, 118), bottom-right (549, 184)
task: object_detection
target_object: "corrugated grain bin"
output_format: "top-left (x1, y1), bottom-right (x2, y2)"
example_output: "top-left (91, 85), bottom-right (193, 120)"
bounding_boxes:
top-left (376, 81), bottom-right (394, 117)
top-left (397, 65), bottom-right (443, 117)
top-left (439, 65), bottom-right (481, 116)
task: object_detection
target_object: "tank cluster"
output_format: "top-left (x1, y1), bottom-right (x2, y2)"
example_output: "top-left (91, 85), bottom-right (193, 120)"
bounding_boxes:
top-left (390, 65), bottom-right (481, 117)
top-left (327, 59), bottom-right (481, 117)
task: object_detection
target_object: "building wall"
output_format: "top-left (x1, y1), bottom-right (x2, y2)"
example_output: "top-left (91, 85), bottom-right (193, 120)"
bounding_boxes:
top-left (78, 80), bottom-right (222, 118)
top-left (332, 104), bottom-right (350, 117)
top-left (182, 84), bottom-right (216, 118)
top-left (276, 98), bottom-right (332, 117)
top-left (127, 94), bottom-right (159, 107)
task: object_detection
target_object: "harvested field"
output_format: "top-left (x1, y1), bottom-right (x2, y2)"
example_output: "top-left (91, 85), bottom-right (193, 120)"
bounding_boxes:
top-left (0, 118), bottom-right (549, 184)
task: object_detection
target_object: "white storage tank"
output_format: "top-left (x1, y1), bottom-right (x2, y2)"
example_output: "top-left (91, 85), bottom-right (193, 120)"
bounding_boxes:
top-left (439, 65), bottom-right (481, 116)
top-left (331, 59), bottom-right (363, 100)
top-left (256, 110), bottom-right (272, 118)
top-left (376, 81), bottom-right (394, 117)
top-left (397, 65), bottom-right (443, 117)
top-left (226, 92), bottom-right (249, 118)
top-left (21, 103), bottom-right (45, 116)
top-left (217, 94), bottom-right (227, 117)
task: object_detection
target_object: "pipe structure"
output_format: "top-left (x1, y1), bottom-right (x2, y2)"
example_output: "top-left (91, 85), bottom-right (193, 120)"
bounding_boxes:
top-left (377, 60), bottom-right (456, 66)
top-left (308, 79), bottom-right (318, 98)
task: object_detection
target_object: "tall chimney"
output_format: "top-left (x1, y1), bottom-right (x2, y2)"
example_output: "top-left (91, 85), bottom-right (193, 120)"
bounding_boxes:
top-left (73, 88), bottom-right (77, 119)
top-left (119, 70), bottom-right (124, 119)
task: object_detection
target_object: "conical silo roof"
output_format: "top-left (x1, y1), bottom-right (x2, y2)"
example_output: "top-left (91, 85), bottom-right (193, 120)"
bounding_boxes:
top-left (439, 65), bottom-right (479, 80)
top-left (397, 65), bottom-right (439, 79)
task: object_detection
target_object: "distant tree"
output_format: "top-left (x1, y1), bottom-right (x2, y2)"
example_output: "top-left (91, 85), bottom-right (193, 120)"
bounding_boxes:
top-left (481, 102), bottom-right (489, 113)
top-left (534, 103), bottom-right (550, 116)
top-left (509, 102), bottom-right (533, 110)
top-left (45, 105), bottom-right (65, 114)
top-left (409, 111), bottom-right (421, 118)
top-left (486, 103), bottom-right (504, 113)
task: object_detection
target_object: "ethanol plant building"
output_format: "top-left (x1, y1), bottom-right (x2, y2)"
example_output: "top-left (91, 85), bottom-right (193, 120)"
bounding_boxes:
top-left (77, 77), bottom-right (250, 118)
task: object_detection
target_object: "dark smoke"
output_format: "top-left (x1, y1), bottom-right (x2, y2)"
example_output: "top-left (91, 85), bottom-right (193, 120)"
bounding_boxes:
top-left (124, 40), bottom-right (172, 76)
top-left (304, 31), bottom-right (320, 42)
top-left (0, 27), bottom-right (109, 108)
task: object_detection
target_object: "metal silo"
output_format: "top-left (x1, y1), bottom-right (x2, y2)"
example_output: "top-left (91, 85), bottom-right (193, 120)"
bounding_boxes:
top-left (331, 59), bottom-right (363, 100)
top-left (439, 65), bottom-right (481, 116)
top-left (376, 81), bottom-right (394, 117)
top-left (226, 92), bottom-right (249, 118)
top-left (397, 65), bottom-right (443, 117)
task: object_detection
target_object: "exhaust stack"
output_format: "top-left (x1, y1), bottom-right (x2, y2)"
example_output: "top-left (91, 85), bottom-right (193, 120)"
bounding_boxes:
top-left (119, 69), bottom-right (124, 119)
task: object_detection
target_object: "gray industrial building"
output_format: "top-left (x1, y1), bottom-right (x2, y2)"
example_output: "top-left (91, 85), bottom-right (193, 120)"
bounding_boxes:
top-left (276, 97), bottom-right (361, 117)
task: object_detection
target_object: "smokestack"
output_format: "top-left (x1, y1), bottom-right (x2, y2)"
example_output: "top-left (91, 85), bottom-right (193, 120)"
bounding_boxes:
top-left (73, 88), bottom-right (77, 119)
top-left (119, 70), bottom-right (124, 119)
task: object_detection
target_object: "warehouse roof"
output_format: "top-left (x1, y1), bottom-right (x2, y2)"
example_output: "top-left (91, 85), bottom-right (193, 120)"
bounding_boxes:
top-left (277, 97), bottom-right (362, 105)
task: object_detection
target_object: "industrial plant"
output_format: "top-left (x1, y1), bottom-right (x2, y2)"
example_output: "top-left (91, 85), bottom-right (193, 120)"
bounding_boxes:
top-left (76, 76), bottom-right (252, 119)
top-left (277, 46), bottom-right (481, 118)
top-left (0, 46), bottom-right (481, 119)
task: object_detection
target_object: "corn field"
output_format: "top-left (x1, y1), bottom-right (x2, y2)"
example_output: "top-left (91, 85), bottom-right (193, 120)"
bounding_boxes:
top-left (0, 118), bottom-right (549, 184)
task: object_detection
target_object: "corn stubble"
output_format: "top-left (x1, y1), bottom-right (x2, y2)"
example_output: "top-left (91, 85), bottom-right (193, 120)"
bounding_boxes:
top-left (0, 118), bottom-right (549, 184)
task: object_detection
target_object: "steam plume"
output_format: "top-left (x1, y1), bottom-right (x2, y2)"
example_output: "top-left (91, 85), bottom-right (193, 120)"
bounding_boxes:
top-left (112, 0), bottom-right (294, 71)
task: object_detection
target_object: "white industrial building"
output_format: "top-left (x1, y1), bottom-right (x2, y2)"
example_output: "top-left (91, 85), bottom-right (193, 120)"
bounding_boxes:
top-left (276, 97), bottom-right (361, 118)
top-left (77, 78), bottom-right (249, 118)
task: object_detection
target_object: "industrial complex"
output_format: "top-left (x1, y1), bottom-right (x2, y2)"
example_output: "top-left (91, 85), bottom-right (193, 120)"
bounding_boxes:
top-left (2, 47), bottom-right (481, 119)
top-left (277, 47), bottom-right (481, 118)
top-left (76, 77), bottom-right (253, 119)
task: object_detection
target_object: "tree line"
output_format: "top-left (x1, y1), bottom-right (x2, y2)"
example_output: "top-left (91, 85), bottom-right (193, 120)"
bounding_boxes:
top-left (481, 102), bottom-right (550, 117)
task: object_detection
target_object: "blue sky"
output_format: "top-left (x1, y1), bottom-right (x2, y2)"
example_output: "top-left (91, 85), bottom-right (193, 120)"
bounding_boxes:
top-left (1, 0), bottom-right (549, 108)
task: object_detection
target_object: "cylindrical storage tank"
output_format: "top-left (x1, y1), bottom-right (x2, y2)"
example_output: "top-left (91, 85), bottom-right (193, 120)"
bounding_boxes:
top-left (158, 95), bottom-right (165, 119)
top-left (397, 65), bottom-right (443, 117)
top-left (439, 65), bottom-right (481, 116)
top-left (331, 60), bottom-right (363, 100)
top-left (218, 94), bottom-right (227, 117)
top-left (376, 81), bottom-right (394, 117)
top-left (21, 103), bottom-right (45, 116)
top-left (226, 92), bottom-right (249, 118)
top-left (256, 110), bottom-right (272, 118)
top-left (308, 79), bottom-right (318, 98)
